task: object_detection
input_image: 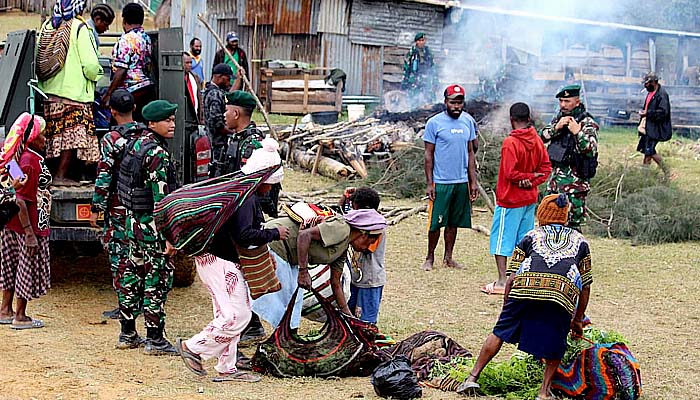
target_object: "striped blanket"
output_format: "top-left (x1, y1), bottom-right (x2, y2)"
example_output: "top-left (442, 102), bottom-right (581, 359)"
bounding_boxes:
top-left (553, 342), bottom-right (642, 400)
top-left (301, 259), bottom-right (351, 323)
top-left (154, 165), bottom-right (279, 256)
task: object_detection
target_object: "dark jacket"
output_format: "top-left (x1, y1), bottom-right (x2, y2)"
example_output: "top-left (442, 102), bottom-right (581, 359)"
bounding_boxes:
top-left (645, 85), bottom-right (672, 142)
top-left (209, 195), bottom-right (280, 263)
top-left (213, 47), bottom-right (250, 80)
top-left (185, 72), bottom-right (204, 125)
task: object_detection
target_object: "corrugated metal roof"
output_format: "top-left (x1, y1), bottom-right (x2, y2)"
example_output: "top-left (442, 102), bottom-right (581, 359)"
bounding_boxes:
top-left (318, 0), bottom-right (350, 35)
top-left (236, 0), bottom-right (275, 26)
top-left (321, 33), bottom-right (382, 96)
top-left (348, 0), bottom-right (445, 48)
top-left (273, 0), bottom-right (320, 35)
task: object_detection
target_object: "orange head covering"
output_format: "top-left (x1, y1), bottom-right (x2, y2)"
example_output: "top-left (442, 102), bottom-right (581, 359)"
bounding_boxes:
top-left (537, 193), bottom-right (570, 226)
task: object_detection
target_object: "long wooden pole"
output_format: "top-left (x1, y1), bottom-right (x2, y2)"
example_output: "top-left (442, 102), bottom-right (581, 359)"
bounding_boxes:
top-left (196, 13), bottom-right (277, 139)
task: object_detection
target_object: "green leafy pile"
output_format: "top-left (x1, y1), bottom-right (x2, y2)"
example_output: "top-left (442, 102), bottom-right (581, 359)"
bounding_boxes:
top-left (429, 327), bottom-right (629, 400)
top-left (586, 161), bottom-right (700, 244)
top-left (429, 353), bottom-right (543, 400)
top-left (562, 327), bottom-right (628, 365)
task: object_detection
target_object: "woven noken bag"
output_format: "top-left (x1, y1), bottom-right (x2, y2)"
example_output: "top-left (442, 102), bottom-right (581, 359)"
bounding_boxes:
top-left (153, 165), bottom-right (279, 257)
top-left (36, 19), bottom-right (73, 81)
top-left (235, 244), bottom-right (281, 299)
top-left (252, 288), bottom-right (381, 378)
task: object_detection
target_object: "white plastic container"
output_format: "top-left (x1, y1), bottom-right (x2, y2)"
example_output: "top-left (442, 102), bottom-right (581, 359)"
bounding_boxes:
top-left (347, 104), bottom-right (366, 122)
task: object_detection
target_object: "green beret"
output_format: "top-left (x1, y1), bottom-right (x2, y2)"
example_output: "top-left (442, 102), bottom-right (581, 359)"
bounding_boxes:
top-left (414, 32), bottom-right (425, 41)
top-left (556, 84), bottom-right (581, 99)
top-left (225, 90), bottom-right (257, 109)
top-left (142, 100), bottom-right (178, 121)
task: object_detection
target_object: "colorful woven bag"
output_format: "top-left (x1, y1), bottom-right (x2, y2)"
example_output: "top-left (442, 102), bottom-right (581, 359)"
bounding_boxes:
top-left (252, 288), bottom-right (381, 378)
top-left (553, 342), bottom-right (642, 400)
top-left (153, 165), bottom-right (279, 256)
top-left (36, 18), bottom-right (74, 81)
top-left (235, 244), bottom-right (281, 299)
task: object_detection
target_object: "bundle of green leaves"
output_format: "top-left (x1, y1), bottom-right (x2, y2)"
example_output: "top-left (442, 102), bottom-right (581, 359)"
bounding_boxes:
top-left (428, 327), bottom-right (629, 400)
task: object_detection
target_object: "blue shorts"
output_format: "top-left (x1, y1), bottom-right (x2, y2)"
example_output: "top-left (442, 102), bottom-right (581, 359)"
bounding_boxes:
top-left (489, 204), bottom-right (536, 257)
top-left (348, 285), bottom-right (383, 324)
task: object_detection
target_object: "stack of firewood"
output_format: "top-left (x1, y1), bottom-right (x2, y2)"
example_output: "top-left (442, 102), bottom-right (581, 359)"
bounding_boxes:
top-left (277, 101), bottom-right (497, 181)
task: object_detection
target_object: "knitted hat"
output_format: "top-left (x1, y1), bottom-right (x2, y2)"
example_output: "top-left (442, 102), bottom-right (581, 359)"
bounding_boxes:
top-left (241, 136), bottom-right (284, 184)
top-left (537, 193), bottom-right (570, 226)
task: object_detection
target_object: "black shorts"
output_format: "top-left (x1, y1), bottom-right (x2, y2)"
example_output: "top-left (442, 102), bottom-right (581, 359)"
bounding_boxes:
top-left (492, 298), bottom-right (572, 360)
top-left (636, 135), bottom-right (658, 156)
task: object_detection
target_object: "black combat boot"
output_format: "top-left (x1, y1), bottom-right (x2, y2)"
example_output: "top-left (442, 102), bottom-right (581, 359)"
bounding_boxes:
top-left (239, 313), bottom-right (266, 347)
top-left (144, 323), bottom-right (178, 356)
top-left (116, 319), bottom-right (144, 349)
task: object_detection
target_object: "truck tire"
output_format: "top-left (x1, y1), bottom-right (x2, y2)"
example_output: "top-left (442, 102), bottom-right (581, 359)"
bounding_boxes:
top-left (172, 253), bottom-right (197, 287)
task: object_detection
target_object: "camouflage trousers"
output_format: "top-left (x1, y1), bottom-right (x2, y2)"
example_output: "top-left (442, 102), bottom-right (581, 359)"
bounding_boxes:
top-left (101, 216), bottom-right (128, 289)
top-left (116, 239), bottom-right (174, 328)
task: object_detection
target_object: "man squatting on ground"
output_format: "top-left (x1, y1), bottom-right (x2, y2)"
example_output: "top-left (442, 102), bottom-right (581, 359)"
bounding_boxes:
top-left (422, 84), bottom-right (479, 271)
top-left (482, 103), bottom-right (551, 296)
top-left (539, 84), bottom-right (599, 230)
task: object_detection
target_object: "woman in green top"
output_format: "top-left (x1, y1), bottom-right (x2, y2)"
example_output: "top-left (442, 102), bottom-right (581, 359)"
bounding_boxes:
top-left (38, 0), bottom-right (103, 186)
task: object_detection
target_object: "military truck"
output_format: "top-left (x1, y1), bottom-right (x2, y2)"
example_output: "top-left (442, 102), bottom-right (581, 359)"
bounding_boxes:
top-left (0, 27), bottom-right (209, 286)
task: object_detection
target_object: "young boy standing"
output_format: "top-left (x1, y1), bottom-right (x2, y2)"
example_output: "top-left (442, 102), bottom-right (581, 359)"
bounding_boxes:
top-left (340, 187), bottom-right (386, 324)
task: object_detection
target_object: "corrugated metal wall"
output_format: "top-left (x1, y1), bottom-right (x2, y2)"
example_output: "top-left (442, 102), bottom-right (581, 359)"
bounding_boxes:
top-left (236, 0), bottom-right (275, 25)
top-left (171, 0), bottom-right (220, 80)
top-left (349, 0), bottom-right (444, 49)
top-left (171, 0), bottom-right (446, 96)
top-left (208, 0), bottom-right (236, 19)
top-left (321, 33), bottom-right (382, 96)
top-left (318, 0), bottom-right (349, 35)
top-left (273, 0), bottom-right (319, 35)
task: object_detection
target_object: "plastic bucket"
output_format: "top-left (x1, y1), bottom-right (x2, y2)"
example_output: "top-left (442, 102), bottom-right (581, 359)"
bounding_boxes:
top-left (347, 104), bottom-right (366, 122)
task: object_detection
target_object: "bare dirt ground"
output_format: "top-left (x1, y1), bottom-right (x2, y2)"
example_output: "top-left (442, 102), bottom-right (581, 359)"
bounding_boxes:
top-left (2, 163), bottom-right (700, 400)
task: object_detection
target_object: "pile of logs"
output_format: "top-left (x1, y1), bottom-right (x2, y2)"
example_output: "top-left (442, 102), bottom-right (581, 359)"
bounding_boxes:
top-left (280, 189), bottom-right (491, 232)
top-left (277, 101), bottom-right (498, 181)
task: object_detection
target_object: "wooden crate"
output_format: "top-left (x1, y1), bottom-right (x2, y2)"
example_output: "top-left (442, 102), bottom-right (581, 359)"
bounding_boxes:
top-left (258, 67), bottom-right (342, 115)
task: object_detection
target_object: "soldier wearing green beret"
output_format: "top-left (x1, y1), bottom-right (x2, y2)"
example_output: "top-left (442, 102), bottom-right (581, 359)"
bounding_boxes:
top-left (209, 90), bottom-right (264, 178)
top-left (219, 90), bottom-right (279, 345)
top-left (402, 32), bottom-right (437, 106)
top-left (116, 99), bottom-right (180, 355)
top-left (540, 85), bottom-right (599, 230)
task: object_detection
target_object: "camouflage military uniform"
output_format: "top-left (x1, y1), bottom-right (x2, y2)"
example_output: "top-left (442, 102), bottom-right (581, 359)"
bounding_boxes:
top-left (402, 45), bottom-right (437, 104)
top-left (121, 131), bottom-right (177, 329)
top-left (91, 122), bottom-right (145, 287)
top-left (211, 121), bottom-right (263, 178)
top-left (540, 106), bottom-right (599, 229)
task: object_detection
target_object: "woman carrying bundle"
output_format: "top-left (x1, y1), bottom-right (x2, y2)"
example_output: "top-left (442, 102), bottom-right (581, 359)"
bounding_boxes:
top-left (176, 137), bottom-right (288, 383)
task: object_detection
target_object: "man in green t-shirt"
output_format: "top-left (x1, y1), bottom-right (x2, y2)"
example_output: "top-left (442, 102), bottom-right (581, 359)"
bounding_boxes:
top-left (213, 31), bottom-right (249, 82)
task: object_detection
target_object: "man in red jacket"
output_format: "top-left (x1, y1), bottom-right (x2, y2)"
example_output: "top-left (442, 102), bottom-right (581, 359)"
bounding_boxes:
top-left (482, 103), bottom-right (552, 295)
